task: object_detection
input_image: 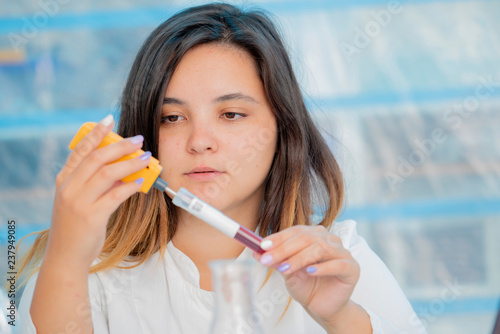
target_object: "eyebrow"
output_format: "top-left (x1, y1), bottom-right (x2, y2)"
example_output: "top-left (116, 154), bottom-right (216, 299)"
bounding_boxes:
top-left (163, 93), bottom-right (259, 106)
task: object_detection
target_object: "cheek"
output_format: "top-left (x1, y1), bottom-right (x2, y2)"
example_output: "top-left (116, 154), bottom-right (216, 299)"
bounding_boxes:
top-left (230, 129), bottom-right (276, 176)
top-left (158, 135), bottom-right (183, 172)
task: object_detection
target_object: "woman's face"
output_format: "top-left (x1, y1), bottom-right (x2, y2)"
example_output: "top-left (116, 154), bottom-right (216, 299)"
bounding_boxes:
top-left (158, 43), bottom-right (277, 215)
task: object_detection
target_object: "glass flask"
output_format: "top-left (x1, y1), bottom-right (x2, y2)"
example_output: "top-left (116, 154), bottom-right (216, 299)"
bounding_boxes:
top-left (208, 259), bottom-right (265, 334)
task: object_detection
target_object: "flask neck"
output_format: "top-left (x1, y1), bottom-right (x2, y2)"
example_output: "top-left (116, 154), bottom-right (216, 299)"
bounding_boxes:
top-left (213, 276), bottom-right (254, 315)
top-left (209, 260), bottom-right (264, 334)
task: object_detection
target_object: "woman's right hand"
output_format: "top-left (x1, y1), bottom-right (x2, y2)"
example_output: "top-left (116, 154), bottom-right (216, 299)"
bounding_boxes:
top-left (45, 114), bottom-right (151, 269)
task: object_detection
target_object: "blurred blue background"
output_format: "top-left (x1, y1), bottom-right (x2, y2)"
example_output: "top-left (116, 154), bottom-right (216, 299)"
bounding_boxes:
top-left (1, 0), bottom-right (499, 333)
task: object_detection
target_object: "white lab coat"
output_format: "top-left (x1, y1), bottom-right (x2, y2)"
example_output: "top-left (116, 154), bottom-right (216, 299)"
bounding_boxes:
top-left (18, 220), bottom-right (427, 333)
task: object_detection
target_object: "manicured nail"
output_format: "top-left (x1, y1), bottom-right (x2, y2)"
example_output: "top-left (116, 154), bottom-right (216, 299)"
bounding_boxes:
top-left (306, 266), bottom-right (317, 274)
top-left (101, 114), bottom-right (113, 127)
top-left (278, 263), bottom-right (291, 272)
top-left (135, 177), bottom-right (144, 185)
top-left (130, 135), bottom-right (144, 145)
top-left (140, 151), bottom-right (151, 161)
top-left (260, 254), bottom-right (273, 265)
top-left (260, 240), bottom-right (273, 250)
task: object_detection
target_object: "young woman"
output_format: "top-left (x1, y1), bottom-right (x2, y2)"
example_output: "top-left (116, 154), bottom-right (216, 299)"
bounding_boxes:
top-left (18, 3), bottom-right (426, 333)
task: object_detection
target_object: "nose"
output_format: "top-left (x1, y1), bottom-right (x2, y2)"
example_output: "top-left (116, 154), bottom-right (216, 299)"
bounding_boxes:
top-left (187, 124), bottom-right (219, 154)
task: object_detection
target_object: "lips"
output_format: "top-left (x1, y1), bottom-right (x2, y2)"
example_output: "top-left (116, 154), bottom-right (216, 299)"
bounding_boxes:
top-left (185, 166), bottom-right (223, 181)
top-left (187, 166), bottom-right (221, 174)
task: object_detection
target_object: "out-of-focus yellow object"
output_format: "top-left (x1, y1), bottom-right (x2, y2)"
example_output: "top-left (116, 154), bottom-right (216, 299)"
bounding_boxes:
top-left (0, 49), bottom-right (27, 64)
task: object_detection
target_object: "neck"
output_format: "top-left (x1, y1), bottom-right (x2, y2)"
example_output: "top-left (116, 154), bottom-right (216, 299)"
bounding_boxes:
top-left (170, 198), bottom-right (261, 291)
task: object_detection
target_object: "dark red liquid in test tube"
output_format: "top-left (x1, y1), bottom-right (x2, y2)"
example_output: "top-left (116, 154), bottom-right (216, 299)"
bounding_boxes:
top-left (234, 225), bottom-right (265, 254)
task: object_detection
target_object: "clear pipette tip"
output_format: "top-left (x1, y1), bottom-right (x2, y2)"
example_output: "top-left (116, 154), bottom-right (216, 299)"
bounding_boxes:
top-left (152, 177), bottom-right (176, 197)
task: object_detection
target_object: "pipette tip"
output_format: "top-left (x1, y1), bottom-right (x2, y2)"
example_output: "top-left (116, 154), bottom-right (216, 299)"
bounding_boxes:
top-left (153, 177), bottom-right (177, 197)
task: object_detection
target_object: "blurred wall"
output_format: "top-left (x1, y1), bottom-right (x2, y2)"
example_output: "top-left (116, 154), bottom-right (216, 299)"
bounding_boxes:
top-left (1, 1), bottom-right (499, 333)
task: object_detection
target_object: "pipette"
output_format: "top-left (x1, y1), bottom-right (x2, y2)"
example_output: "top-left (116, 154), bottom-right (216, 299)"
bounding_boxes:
top-left (69, 122), bottom-right (265, 254)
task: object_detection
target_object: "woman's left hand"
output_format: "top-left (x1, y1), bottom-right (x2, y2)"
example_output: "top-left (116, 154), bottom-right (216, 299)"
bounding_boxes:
top-left (253, 225), bottom-right (361, 330)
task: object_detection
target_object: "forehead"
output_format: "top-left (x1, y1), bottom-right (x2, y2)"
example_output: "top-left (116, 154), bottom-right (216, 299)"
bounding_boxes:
top-left (187, 42), bottom-right (257, 68)
top-left (165, 43), bottom-right (262, 97)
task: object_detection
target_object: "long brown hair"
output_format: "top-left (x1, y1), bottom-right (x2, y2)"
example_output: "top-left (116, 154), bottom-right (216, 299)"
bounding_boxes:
top-left (16, 2), bottom-right (343, 291)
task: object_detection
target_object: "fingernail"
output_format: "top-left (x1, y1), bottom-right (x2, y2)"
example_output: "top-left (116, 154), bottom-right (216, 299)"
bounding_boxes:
top-left (101, 114), bottom-right (114, 127)
top-left (135, 177), bottom-right (144, 185)
top-left (130, 135), bottom-right (144, 145)
top-left (260, 240), bottom-right (273, 250)
top-left (306, 266), bottom-right (317, 274)
top-left (260, 254), bottom-right (273, 265)
top-left (139, 151), bottom-right (151, 161)
top-left (278, 263), bottom-right (291, 272)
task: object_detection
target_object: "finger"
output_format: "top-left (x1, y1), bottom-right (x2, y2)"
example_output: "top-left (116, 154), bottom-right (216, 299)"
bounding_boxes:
top-left (95, 177), bottom-right (144, 214)
top-left (59, 115), bottom-right (114, 182)
top-left (102, 180), bottom-right (125, 197)
top-left (304, 259), bottom-right (359, 284)
top-left (259, 224), bottom-right (329, 251)
top-left (274, 241), bottom-right (350, 275)
top-left (85, 151), bottom-right (152, 203)
top-left (257, 227), bottom-right (342, 267)
top-left (257, 230), bottom-right (321, 266)
top-left (70, 134), bottom-right (145, 190)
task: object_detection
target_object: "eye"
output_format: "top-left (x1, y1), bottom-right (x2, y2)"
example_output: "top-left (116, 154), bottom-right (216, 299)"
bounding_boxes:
top-left (161, 115), bottom-right (185, 123)
top-left (222, 112), bottom-right (245, 120)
